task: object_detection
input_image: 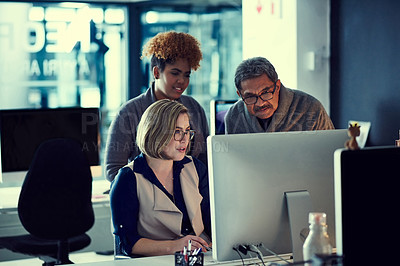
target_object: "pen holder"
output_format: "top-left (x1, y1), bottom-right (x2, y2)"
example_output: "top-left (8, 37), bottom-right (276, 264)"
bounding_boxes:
top-left (175, 251), bottom-right (204, 266)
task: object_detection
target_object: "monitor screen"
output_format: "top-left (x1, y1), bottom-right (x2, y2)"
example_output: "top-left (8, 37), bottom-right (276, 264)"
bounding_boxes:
top-left (0, 107), bottom-right (100, 175)
top-left (207, 129), bottom-right (349, 263)
top-left (209, 100), bottom-right (237, 135)
top-left (334, 146), bottom-right (400, 265)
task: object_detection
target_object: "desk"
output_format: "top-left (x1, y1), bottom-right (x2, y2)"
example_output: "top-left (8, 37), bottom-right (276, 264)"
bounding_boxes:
top-left (71, 252), bottom-right (293, 266)
top-left (1, 179), bottom-right (295, 265)
top-left (0, 178), bottom-right (294, 264)
top-left (0, 179), bottom-right (113, 262)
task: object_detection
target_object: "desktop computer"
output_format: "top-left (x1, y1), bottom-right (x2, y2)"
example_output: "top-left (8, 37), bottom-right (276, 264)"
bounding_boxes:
top-left (207, 129), bottom-right (348, 263)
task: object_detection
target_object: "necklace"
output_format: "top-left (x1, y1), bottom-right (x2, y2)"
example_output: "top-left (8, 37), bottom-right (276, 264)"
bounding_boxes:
top-left (161, 177), bottom-right (175, 204)
top-left (160, 173), bottom-right (174, 194)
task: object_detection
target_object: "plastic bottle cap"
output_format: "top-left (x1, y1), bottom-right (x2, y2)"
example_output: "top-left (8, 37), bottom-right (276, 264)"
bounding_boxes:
top-left (309, 212), bottom-right (327, 225)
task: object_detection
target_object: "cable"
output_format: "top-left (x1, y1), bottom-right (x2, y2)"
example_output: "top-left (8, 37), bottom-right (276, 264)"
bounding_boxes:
top-left (246, 244), bottom-right (266, 266)
top-left (235, 243), bottom-right (294, 266)
top-left (234, 244), bottom-right (264, 266)
top-left (232, 246), bottom-right (245, 266)
top-left (238, 244), bottom-right (248, 256)
top-left (258, 243), bottom-right (291, 264)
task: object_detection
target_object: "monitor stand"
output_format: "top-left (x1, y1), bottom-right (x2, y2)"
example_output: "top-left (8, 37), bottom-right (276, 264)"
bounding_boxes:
top-left (285, 190), bottom-right (312, 262)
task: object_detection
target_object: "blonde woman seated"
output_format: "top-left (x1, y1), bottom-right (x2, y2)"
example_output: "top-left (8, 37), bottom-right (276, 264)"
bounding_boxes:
top-left (110, 99), bottom-right (211, 257)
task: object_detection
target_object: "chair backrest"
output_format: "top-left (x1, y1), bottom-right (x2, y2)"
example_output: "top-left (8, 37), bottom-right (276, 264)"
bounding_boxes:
top-left (18, 138), bottom-right (95, 240)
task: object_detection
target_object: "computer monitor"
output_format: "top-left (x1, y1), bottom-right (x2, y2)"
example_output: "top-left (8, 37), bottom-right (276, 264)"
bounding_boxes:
top-left (209, 99), bottom-right (237, 135)
top-left (207, 129), bottom-right (349, 263)
top-left (0, 107), bottom-right (100, 184)
top-left (334, 146), bottom-right (400, 265)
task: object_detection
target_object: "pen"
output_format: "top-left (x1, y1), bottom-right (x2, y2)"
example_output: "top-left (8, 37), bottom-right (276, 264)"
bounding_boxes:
top-left (193, 247), bottom-right (201, 255)
top-left (188, 239), bottom-right (192, 254)
top-left (183, 246), bottom-right (188, 263)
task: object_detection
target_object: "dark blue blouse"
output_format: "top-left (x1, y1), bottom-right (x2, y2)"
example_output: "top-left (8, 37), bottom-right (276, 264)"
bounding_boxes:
top-left (109, 154), bottom-right (211, 256)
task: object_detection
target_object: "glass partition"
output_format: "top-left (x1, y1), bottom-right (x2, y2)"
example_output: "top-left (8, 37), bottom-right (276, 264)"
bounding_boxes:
top-left (0, 2), bottom-right (128, 165)
top-left (0, 1), bottom-right (242, 182)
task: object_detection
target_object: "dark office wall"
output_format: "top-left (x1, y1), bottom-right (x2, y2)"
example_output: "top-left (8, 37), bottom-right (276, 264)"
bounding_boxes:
top-left (330, 0), bottom-right (400, 146)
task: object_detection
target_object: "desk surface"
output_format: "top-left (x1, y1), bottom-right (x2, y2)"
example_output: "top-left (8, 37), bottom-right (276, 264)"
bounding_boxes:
top-left (71, 252), bottom-right (292, 266)
top-left (0, 179), bottom-right (293, 265)
top-left (0, 179), bottom-right (110, 211)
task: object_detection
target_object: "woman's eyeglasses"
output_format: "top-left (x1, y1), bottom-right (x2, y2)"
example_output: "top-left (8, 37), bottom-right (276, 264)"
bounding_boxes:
top-left (174, 129), bottom-right (195, 141)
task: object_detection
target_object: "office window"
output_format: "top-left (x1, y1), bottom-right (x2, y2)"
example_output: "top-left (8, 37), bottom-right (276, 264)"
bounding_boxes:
top-left (0, 2), bottom-right (128, 158)
top-left (0, 1), bottom-right (242, 171)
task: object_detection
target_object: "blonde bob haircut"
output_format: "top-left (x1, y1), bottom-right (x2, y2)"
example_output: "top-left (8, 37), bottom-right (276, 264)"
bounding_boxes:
top-left (136, 99), bottom-right (191, 160)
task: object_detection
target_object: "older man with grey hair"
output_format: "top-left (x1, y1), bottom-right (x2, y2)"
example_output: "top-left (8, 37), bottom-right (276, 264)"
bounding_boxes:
top-left (225, 57), bottom-right (334, 134)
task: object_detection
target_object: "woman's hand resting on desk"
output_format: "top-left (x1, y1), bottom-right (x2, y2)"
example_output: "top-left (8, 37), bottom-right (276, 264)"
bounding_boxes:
top-left (131, 235), bottom-right (211, 256)
top-left (176, 235), bottom-right (211, 253)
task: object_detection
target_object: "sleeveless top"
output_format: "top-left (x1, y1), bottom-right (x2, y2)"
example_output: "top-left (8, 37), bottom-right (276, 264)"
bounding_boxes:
top-left (125, 156), bottom-right (205, 240)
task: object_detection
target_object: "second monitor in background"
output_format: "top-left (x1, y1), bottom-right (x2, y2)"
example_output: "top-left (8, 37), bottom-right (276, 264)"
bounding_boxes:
top-left (209, 99), bottom-right (237, 135)
top-left (334, 146), bottom-right (400, 265)
top-left (0, 107), bottom-right (100, 184)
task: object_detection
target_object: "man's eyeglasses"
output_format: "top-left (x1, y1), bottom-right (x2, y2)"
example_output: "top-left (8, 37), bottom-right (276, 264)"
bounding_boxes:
top-left (240, 83), bottom-right (277, 105)
top-left (174, 129), bottom-right (195, 141)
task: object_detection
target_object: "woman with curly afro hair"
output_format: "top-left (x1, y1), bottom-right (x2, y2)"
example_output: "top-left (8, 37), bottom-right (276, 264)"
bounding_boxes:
top-left (105, 31), bottom-right (209, 182)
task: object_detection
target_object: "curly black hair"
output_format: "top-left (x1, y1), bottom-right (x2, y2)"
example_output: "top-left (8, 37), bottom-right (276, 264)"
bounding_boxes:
top-left (141, 31), bottom-right (203, 71)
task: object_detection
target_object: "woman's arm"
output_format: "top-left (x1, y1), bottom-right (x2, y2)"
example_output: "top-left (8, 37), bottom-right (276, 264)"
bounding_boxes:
top-left (132, 235), bottom-right (210, 256)
top-left (110, 167), bottom-right (142, 255)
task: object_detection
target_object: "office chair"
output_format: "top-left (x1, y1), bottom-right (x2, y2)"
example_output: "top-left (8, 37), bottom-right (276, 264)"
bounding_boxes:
top-left (0, 138), bottom-right (95, 265)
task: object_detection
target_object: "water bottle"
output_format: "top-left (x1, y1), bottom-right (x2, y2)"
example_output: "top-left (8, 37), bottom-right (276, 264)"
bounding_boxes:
top-left (303, 212), bottom-right (332, 265)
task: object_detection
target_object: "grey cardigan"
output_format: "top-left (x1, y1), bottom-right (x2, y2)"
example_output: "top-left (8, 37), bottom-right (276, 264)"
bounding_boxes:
top-left (104, 85), bottom-right (209, 182)
top-left (224, 86), bottom-right (334, 134)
